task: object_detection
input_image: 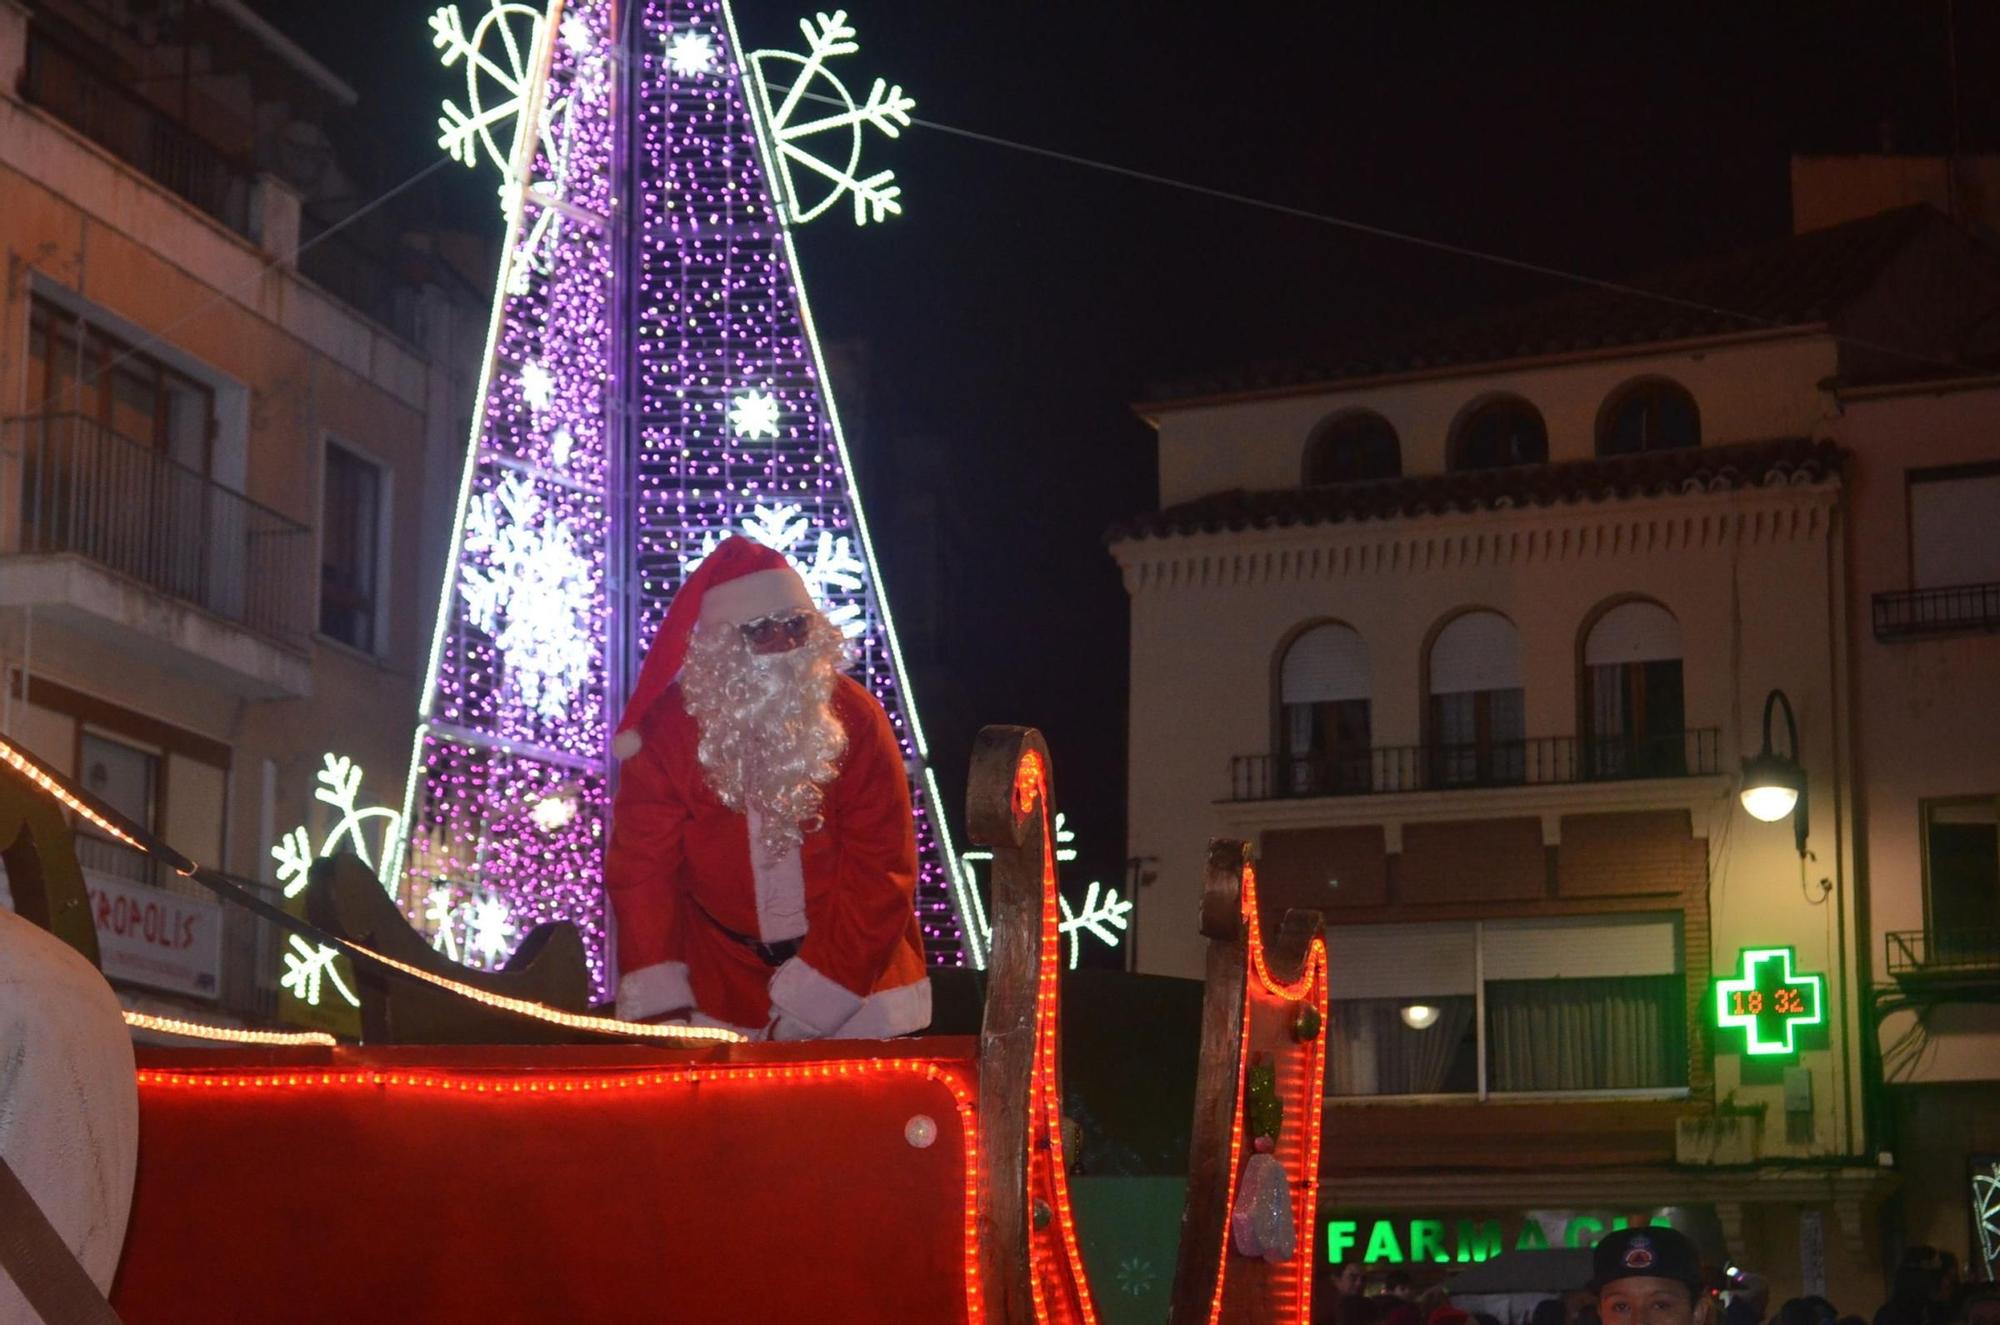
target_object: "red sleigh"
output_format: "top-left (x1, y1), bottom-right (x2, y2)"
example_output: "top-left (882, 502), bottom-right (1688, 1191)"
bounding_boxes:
top-left (1, 727), bottom-right (1328, 1324)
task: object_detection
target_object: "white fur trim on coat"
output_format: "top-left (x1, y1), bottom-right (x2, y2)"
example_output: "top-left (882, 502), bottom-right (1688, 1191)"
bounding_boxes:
top-left (745, 810), bottom-right (807, 942)
top-left (697, 567), bottom-right (814, 628)
top-left (615, 960), bottom-right (694, 1022)
top-left (766, 956), bottom-right (865, 1036)
top-left (832, 976), bottom-right (932, 1040)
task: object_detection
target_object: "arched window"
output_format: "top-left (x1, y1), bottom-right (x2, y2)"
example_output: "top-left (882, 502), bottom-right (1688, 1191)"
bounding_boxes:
top-left (1304, 412), bottom-right (1401, 485)
top-left (1450, 397), bottom-right (1549, 471)
top-left (1428, 611), bottom-right (1526, 786)
top-left (1598, 380), bottom-right (1700, 456)
top-left (1582, 600), bottom-right (1686, 778)
top-left (1279, 623), bottom-right (1372, 795)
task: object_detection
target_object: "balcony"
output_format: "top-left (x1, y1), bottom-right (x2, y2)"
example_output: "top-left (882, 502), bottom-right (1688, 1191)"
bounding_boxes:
top-left (0, 414), bottom-right (312, 696)
top-left (1228, 730), bottom-right (1722, 802)
top-left (1872, 582), bottom-right (2000, 641)
top-left (1886, 928), bottom-right (2000, 989)
top-left (19, 31), bottom-right (253, 237)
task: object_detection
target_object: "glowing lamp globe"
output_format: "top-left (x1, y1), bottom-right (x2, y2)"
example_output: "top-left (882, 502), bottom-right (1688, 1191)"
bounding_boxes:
top-left (1739, 752), bottom-right (1803, 822)
top-left (1400, 1004), bottom-right (1440, 1031)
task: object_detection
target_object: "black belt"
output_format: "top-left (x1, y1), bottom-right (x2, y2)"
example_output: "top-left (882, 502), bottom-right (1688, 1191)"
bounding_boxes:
top-left (695, 901), bottom-right (802, 968)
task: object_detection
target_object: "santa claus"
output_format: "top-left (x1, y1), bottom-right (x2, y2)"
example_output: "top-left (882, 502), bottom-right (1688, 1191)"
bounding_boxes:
top-left (604, 536), bottom-right (932, 1040)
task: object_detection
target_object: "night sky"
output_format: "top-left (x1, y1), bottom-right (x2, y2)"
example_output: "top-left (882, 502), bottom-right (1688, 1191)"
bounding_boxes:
top-left (253, 1), bottom-right (1999, 937)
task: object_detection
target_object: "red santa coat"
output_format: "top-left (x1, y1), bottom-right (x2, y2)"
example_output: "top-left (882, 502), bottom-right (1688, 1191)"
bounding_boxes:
top-left (605, 673), bottom-right (931, 1038)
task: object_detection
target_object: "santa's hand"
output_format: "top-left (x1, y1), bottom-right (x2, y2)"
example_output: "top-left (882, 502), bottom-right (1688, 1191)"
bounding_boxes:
top-left (767, 1013), bottom-right (819, 1042)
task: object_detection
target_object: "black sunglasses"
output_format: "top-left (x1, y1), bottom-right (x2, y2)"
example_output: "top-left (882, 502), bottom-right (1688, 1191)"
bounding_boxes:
top-left (740, 612), bottom-right (813, 648)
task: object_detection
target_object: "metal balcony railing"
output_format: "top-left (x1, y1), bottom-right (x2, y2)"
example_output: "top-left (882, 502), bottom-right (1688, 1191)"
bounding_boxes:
top-left (7, 414), bottom-right (312, 650)
top-left (20, 31), bottom-right (253, 236)
top-left (1872, 582), bottom-right (2000, 640)
top-left (1228, 729), bottom-right (1721, 802)
top-left (1886, 928), bottom-right (2000, 979)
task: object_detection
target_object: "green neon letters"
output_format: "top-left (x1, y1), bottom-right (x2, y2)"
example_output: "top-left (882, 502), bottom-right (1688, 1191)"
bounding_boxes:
top-left (1325, 1215), bottom-right (1672, 1265)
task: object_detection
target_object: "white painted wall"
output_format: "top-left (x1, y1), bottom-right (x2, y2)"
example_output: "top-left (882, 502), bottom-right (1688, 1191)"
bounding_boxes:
top-left (1151, 336), bottom-right (1841, 505)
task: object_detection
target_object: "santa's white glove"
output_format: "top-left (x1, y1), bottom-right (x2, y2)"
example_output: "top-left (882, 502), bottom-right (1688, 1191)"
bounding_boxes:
top-left (767, 1013), bottom-right (820, 1042)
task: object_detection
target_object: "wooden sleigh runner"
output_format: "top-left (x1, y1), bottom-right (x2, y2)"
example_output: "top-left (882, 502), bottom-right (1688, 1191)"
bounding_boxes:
top-left (0, 727), bottom-right (1328, 1324)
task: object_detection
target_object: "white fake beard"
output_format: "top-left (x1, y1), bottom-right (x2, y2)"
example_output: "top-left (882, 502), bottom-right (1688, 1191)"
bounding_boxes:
top-left (679, 615), bottom-right (848, 861)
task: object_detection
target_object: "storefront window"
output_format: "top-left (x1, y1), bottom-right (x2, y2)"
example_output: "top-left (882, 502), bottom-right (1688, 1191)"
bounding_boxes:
top-left (1328, 915), bottom-right (1687, 1097)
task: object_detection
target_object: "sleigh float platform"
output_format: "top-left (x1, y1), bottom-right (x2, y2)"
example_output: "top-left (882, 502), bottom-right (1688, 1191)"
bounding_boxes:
top-left (1, 727), bottom-right (1328, 1324)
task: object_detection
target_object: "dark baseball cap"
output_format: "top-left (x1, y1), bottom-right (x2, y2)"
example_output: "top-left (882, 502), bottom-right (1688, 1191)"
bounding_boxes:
top-left (1592, 1226), bottom-right (1703, 1294)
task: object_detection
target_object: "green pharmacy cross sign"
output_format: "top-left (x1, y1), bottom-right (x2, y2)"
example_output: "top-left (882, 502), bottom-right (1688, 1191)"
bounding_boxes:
top-left (1714, 947), bottom-right (1824, 1056)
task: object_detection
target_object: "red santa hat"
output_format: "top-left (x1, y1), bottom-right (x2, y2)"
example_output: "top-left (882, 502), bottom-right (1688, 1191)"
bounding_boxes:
top-left (612, 535), bottom-right (816, 759)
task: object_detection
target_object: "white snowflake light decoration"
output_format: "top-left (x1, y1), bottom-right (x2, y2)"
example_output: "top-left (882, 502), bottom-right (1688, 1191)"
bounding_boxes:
top-left (280, 935), bottom-right (361, 1009)
top-left (1116, 1256), bottom-right (1157, 1298)
top-left (1058, 880), bottom-right (1133, 972)
top-left (531, 791), bottom-right (579, 833)
top-left (431, 0), bottom-right (593, 294)
top-left (667, 29), bottom-right (716, 77)
top-left (469, 894), bottom-right (518, 964)
top-left (729, 387), bottom-right (782, 440)
top-left (423, 885), bottom-right (462, 961)
top-left (520, 359), bottom-right (554, 412)
top-left (271, 754), bottom-right (404, 899)
top-left (960, 813), bottom-right (1130, 970)
top-left (748, 10), bottom-right (914, 225)
top-left (1976, 1159), bottom-right (2000, 1278)
top-left (460, 475), bottom-right (596, 719)
top-left (681, 502), bottom-right (866, 638)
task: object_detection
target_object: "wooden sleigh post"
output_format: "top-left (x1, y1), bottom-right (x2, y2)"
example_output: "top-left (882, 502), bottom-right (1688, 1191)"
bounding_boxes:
top-left (969, 725), bottom-right (1099, 1324)
top-left (1169, 840), bottom-right (1329, 1325)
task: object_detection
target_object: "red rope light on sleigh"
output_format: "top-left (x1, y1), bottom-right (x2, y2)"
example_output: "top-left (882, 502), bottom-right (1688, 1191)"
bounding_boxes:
top-left (1207, 862), bottom-right (1329, 1325)
top-left (1014, 749), bottom-right (1097, 1325)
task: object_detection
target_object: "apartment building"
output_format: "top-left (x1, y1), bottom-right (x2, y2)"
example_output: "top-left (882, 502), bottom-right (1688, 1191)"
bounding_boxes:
top-left (1109, 201), bottom-right (2000, 1298)
top-left (0, 0), bottom-right (484, 1029)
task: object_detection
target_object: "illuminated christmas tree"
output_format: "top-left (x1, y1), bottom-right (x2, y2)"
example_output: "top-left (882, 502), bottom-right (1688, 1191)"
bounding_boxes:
top-left (395, 0), bottom-right (971, 993)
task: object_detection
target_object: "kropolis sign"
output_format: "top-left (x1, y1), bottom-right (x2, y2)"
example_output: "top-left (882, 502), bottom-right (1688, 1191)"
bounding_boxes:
top-left (1326, 1212), bottom-right (1675, 1265)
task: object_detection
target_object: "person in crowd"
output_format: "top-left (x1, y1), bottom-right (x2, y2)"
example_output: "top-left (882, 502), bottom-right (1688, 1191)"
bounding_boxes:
top-left (1532, 1298), bottom-right (1572, 1325)
top-left (1592, 1226), bottom-right (1714, 1325)
top-left (1961, 1286), bottom-right (2000, 1325)
top-left (1429, 1306), bottom-right (1472, 1325)
top-left (1776, 1296), bottom-right (1838, 1325)
top-left (1314, 1261), bottom-right (1371, 1325)
top-left (1381, 1271), bottom-right (1421, 1325)
top-left (1727, 1274), bottom-right (1771, 1325)
top-left (1878, 1258), bottom-right (1940, 1325)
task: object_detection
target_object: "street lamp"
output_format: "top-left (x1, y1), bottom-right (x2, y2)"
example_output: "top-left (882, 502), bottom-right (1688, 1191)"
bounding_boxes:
top-left (1741, 688), bottom-right (1808, 856)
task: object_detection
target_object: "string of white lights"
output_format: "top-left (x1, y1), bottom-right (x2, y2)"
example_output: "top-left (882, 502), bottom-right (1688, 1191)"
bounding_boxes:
top-left (0, 733), bottom-right (742, 1045)
top-left (123, 1011), bottom-right (339, 1048)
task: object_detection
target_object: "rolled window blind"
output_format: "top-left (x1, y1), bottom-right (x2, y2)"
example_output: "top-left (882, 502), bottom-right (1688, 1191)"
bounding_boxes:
top-left (1481, 914), bottom-right (1680, 981)
top-left (1584, 601), bottom-right (1681, 665)
top-left (1429, 611), bottom-right (1521, 694)
top-left (1281, 624), bottom-right (1369, 704)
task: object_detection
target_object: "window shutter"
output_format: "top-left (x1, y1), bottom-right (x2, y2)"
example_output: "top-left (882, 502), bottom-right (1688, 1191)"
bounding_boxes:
top-left (1480, 915), bottom-right (1680, 980)
top-left (1585, 601), bottom-right (1682, 665)
top-left (1281, 624), bottom-right (1369, 704)
top-left (1911, 470), bottom-right (2000, 588)
top-left (1327, 922), bottom-right (1476, 998)
top-left (1429, 612), bottom-right (1522, 694)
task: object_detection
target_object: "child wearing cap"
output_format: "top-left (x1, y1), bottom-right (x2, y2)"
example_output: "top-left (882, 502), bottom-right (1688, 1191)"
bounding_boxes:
top-left (1594, 1227), bottom-right (1716, 1325)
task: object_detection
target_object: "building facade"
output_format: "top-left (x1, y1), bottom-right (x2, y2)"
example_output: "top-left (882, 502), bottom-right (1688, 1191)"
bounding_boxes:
top-left (1111, 204), bottom-right (2000, 1299)
top-left (0, 0), bottom-right (484, 1030)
